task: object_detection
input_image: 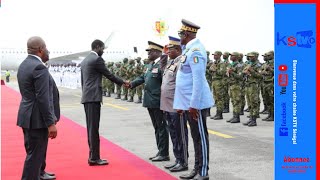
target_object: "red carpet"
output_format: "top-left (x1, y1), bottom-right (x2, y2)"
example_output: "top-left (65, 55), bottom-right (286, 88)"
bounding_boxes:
top-left (1, 85), bottom-right (177, 180)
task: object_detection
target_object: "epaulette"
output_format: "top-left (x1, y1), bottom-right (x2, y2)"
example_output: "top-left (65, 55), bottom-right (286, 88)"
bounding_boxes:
top-left (192, 48), bottom-right (200, 52)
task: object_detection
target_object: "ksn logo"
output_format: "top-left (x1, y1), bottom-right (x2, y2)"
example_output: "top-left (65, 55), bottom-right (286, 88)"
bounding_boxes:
top-left (278, 65), bottom-right (288, 95)
top-left (277, 30), bottom-right (315, 48)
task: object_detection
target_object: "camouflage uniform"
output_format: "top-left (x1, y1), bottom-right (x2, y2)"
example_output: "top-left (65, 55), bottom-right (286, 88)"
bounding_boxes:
top-left (120, 58), bottom-right (129, 100)
top-left (101, 63), bottom-right (108, 96)
top-left (209, 51), bottom-right (225, 120)
top-left (238, 53), bottom-right (246, 115)
top-left (261, 51), bottom-right (274, 121)
top-left (226, 52), bottom-right (243, 123)
top-left (127, 59), bottom-right (136, 102)
top-left (242, 52), bottom-right (263, 126)
top-left (222, 52), bottom-right (230, 113)
top-left (105, 62), bottom-right (115, 97)
top-left (114, 62), bottom-right (122, 99)
top-left (206, 51), bottom-right (213, 91)
top-left (134, 58), bottom-right (144, 103)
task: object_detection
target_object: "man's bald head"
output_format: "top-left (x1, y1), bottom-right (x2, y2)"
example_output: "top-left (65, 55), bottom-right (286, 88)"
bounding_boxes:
top-left (27, 36), bottom-right (50, 62)
top-left (27, 36), bottom-right (46, 54)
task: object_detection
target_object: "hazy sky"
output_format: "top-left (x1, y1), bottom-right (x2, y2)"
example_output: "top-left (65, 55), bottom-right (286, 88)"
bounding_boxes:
top-left (0, 0), bottom-right (274, 57)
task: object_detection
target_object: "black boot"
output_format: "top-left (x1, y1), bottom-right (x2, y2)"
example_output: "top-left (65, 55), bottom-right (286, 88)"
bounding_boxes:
top-left (135, 96), bottom-right (142, 103)
top-left (122, 95), bottom-right (128, 101)
top-left (227, 112), bottom-right (235, 123)
top-left (264, 109), bottom-right (274, 121)
top-left (262, 110), bottom-right (271, 121)
top-left (243, 117), bottom-right (252, 126)
top-left (115, 94), bottom-right (121, 99)
top-left (213, 110), bottom-right (223, 120)
top-left (223, 102), bottom-right (229, 113)
top-left (230, 113), bottom-right (240, 123)
top-left (248, 117), bottom-right (257, 126)
top-left (127, 96), bottom-right (134, 102)
top-left (260, 104), bottom-right (268, 114)
top-left (244, 106), bottom-right (250, 112)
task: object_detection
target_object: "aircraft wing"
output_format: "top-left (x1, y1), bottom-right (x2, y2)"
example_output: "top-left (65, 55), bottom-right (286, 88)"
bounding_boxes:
top-left (47, 31), bottom-right (116, 64)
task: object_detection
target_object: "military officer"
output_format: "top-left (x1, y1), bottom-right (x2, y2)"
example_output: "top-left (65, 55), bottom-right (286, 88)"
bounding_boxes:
top-left (129, 41), bottom-right (169, 162)
top-left (175, 19), bottom-right (213, 180)
top-left (209, 51), bottom-right (225, 120)
top-left (161, 36), bottom-right (188, 172)
top-left (261, 51), bottom-right (274, 121)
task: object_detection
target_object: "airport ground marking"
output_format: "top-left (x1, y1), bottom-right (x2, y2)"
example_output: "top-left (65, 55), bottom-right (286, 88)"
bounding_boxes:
top-left (187, 125), bottom-right (234, 138)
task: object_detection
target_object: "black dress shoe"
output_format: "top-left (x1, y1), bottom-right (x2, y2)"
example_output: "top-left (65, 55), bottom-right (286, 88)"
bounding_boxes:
top-left (179, 169), bottom-right (198, 179)
top-left (164, 162), bottom-right (177, 169)
top-left (41, 171), bottom-right (55, 177)
top-left (192, 174), bottom-right (209, 180)
top-left (88, 159), bottom-right (109, 166)
top-left (151, 155), bottom-right (170, 162)
top-left (169, 163), bottom-right (188, 172)
top-left (149, 153), bottom-right (159, 160)
top-left (40, 173), bottom-right (56, 180)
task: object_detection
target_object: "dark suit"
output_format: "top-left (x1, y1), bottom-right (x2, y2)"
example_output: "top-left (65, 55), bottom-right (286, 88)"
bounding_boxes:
top-left (131, 55), bottom-right (169, 157)
top-left (17, 55), bottom-right (59, 180)
top-left (81, 52), bottom-right (123, 161)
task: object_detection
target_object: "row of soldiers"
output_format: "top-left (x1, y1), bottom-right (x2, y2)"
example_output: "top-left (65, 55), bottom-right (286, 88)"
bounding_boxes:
top-left (102, 57), bottom-right (150, 103)
top-left (48, 63), bottom-right (81, 89)
top-left (206, 50), bottom-right (274, 126)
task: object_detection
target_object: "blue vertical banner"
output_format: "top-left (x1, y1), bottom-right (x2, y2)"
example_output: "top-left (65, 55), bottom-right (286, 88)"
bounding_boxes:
top-left (275, 4), bottom-right (316, 180)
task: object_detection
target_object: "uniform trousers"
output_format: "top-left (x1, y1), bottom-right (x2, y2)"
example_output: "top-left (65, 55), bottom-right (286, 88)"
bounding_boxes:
top-left (184, 109), bottom-right (209, 176)
top-left (147, 108), bottom-right (169, 156)
top-left (164, 111), bottom-right (188, 165)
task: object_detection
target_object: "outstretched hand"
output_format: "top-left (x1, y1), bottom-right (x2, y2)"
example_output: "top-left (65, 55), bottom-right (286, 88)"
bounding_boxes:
top-left (123, 80), bottom-right (131, 88)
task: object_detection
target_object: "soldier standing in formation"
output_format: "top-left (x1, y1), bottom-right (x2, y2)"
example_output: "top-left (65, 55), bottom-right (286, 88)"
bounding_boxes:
top-left (209, 51), bottom-right (225, 120)
top-left (134, 57), bottom-right (144, 103)
top-left (222, 52), bottom-right (230, 113)
top-left (226, 52), bottom-right (242, 123)
top-left (242, 52), bottom-right (262, 126)
top-left (261, 51), bottom-right (274, 121)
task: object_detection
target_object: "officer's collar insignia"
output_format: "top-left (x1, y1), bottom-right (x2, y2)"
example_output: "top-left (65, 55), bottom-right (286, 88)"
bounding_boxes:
top-left (193, 56), bottom-right (199, 63)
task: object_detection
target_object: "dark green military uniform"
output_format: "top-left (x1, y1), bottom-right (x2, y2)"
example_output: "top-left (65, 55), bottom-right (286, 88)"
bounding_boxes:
top-left (131, 42), bottom-right (169, 158)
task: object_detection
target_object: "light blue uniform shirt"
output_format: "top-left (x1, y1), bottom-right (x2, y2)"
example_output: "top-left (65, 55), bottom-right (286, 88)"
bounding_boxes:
top-left (173, 38), bottom-right (214, 110)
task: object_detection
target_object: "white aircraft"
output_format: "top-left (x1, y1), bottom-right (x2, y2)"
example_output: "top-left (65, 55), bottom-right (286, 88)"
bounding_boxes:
top-left (0, 31), bottom-right (141, 71)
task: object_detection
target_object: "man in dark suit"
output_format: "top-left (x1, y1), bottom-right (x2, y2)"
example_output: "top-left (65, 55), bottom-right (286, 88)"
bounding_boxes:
top-left (128, 41), bottom-right (169, 162)
top-left (81, 39), bottom-right (125, 166)
top-left (40, 78), bottom-right (60, 180)
top-left (17, 36), bottom-right (58, 180)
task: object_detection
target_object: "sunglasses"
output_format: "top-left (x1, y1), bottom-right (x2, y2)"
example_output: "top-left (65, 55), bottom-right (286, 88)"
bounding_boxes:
top-left (178, 31), bottom-right (186, 37)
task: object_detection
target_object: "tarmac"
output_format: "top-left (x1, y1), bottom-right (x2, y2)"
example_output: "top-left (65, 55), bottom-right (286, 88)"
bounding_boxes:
top-left (4, 80), bottom-right (274, 180)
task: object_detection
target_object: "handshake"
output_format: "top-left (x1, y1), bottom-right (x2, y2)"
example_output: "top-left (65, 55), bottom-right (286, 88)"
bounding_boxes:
top-left (123, 80), bottom-right (132, 88)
